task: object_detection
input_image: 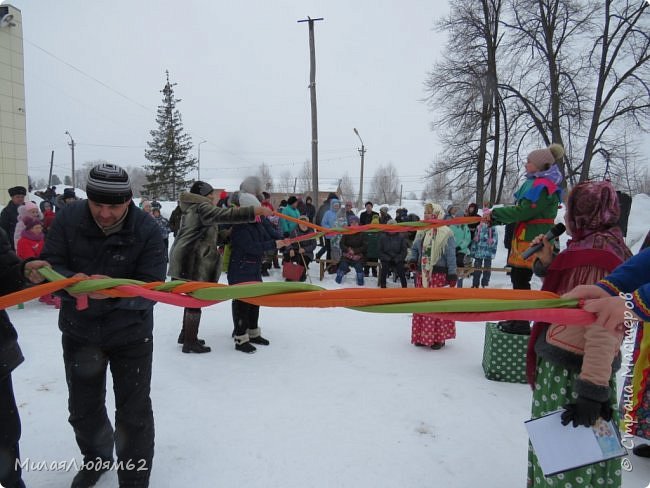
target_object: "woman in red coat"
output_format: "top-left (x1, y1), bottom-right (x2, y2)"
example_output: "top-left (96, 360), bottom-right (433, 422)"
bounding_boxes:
top-left (16, 217), bottom-right (59, 308)
top-left (16, 216), bottom-right (44, 259)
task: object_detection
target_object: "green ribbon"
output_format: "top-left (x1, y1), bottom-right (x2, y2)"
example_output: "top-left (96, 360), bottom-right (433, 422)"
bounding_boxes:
top-left (353, 298), bottom-right (579, 314)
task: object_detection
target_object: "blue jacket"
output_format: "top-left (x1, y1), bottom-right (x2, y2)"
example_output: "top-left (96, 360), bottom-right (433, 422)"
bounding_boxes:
top-left (597, 247), bottom-right (650, 321)
top-left (445, 214), bottom-right (471, 254)
top-left (409, 232), bottom-right (457, 277)
top-left (41, 201), bottom-right (167, 347)
top-left (321, 199), bottom-right (341, 240)
top-left (281, 205), bottom-right (300, 235)
top-left (469, 223), bottom-right (498, 259)
top-left (152, 214), bottom-right (170, 239)
top-left (228, 222), bottom-right (278, 284)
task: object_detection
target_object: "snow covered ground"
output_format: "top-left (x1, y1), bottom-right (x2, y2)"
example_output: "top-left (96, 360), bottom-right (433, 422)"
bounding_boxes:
top-left (9, 194), bottom-right (650, 487)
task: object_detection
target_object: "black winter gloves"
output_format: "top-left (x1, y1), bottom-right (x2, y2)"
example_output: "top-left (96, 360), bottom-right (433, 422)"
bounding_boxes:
top-left (561, 397), bottom-right (612, 428)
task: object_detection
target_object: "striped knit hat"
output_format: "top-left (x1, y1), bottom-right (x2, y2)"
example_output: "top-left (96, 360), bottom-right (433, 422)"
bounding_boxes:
top-left (86, 163), bottom-right (132, 204)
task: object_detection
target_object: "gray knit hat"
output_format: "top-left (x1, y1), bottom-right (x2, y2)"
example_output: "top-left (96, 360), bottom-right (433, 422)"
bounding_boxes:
top-left (86, 163), bottom-right (132, 204)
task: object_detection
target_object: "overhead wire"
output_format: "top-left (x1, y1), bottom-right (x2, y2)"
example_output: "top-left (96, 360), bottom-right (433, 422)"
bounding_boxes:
top-left (23, 38), bottom-right (154, 113)
top-left (22, 38), bottom-right (432, 190)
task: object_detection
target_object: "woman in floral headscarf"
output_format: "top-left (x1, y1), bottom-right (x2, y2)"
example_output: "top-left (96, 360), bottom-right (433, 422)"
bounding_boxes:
top-left (407, 203), bottom-right (457, 349)
top-left (526, 180), bottom-right (631, 488)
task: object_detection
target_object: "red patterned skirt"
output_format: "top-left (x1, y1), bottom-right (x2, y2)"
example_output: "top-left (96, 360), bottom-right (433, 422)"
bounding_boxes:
top-left (411, 271), bottom-right (456, 346)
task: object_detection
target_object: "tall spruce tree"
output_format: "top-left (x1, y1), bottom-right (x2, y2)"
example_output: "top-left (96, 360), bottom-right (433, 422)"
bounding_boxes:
top-left (144, 71), bottom-right (197, 200)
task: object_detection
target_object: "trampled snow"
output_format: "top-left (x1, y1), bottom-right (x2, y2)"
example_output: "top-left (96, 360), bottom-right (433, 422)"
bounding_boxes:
top-left (9, 195), bottom-right (650, 487)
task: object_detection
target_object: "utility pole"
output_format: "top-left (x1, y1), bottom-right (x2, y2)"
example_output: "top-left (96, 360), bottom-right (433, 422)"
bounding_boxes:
top-left (298, 16), bottom-right (323, 204)
top-left (65, 131), bottom-right (75, 188)
top-left (47, 150), bottom-right (54, 188)
top-left (353, 128), bottom-right (366, 208)
top-left (197, 140), bottom-right (207, 181)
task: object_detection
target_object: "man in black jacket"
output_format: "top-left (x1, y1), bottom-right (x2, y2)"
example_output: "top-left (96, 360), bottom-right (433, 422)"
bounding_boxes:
top-left (0, 186), bottom-right (26, 250)
top-left (0, 228), bottom-right (49, 488)
top-left (41, 164), bottom-right (166, 488)
top-left (378, 220), bottom-right (409, 288)
top-left (359, 201), bottom-right (379, 225)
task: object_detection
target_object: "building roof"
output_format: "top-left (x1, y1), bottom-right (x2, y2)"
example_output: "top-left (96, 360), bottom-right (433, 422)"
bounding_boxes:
top-left (206, 177), bottom-right (339, 195)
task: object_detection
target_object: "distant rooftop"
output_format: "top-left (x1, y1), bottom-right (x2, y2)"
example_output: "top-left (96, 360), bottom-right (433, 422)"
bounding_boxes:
top-left (206, 177), bottom-right (339, 194)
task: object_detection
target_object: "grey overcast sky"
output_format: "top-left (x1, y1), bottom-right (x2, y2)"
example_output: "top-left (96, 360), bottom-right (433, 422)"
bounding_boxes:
top-left (10, 0), bottom-right (650, 196)
top-left (7, 0), bottom-right (449, 195)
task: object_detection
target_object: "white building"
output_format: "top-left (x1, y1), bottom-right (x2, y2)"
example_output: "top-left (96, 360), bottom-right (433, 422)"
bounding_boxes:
top-left (0, 3), bottom-right (26, 206)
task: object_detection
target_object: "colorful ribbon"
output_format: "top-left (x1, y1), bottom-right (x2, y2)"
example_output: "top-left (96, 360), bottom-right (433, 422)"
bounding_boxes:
top-left (276, 212), bottom-right (481, 246)
top-left (0, 268), bottom-right (597, 326)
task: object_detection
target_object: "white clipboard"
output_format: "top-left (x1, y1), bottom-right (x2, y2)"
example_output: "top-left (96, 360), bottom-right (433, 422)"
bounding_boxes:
top-left (525, 409), bottom-right (627, 477)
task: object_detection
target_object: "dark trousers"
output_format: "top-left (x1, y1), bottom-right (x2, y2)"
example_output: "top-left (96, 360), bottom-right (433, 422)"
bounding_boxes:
top-left (472, 257), bottom-right (492, 287)
top-left (315, 238), bottom-right (332, 260)
top-left (455, 252), bottom-right (466, 288)
top-left (510, 266), bottom-right (533, 290)
top-left (0, 374), bottom-right (25, 488)
top-left (162, 238), bottom-right (169, 263)
top-left (337, 259), bottom-right (364, 275)
top-left (232, 299), bottom-right (260, 337)
top-left (504, 266), bottom-right (533, 334)
top-left (62, 334), bottom-right (154, 487)
top-left (363, 263), bottom-right (378, 277)
top-left (315, 237), bottom-right (326, 259)
top-left (380, 260), bottom-right (407, 288)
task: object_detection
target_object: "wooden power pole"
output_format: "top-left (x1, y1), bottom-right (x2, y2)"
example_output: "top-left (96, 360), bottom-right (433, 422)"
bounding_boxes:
top-left (47, 150), bottom-right (54, 187)
top-left (298, 16), bottom-right (323, 204)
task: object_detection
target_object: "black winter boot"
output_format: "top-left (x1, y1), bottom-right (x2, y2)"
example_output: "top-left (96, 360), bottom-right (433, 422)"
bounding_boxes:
top-left (248, 327), bottom-right (270, 346)
top-left (178, 308), bottom-right (206, 345)
top-left (234, 333), bottom-right (256, 353)
top-left (633, 443), bottom-right (650, 457)
top-left (182, 308), bottom-right (211, 353)
top-left (177, 329), bottom-right (205, 345)
top-left (499, 320), bottom-right (531, 335)
top-left (70, 464), bottom-right (110, 487)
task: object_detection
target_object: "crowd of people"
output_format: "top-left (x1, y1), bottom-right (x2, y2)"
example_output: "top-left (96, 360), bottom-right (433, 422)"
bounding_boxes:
top-left (0, 151), bottom-right (648, 487)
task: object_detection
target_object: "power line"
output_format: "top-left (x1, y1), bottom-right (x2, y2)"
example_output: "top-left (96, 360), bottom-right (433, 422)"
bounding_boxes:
top-left (24, 38), bottom-right (154, 113)
top-left (200, 147), bottom-right (354, 155)
top-left (23, 39), bottom-right (434, 181)
top-left (77, 143), bottom-right (146, 149)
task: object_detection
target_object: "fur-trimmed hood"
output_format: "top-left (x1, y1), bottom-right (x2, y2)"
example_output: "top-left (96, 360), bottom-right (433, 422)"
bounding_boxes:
top-left (179, 191), bottom-right (212, 209)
